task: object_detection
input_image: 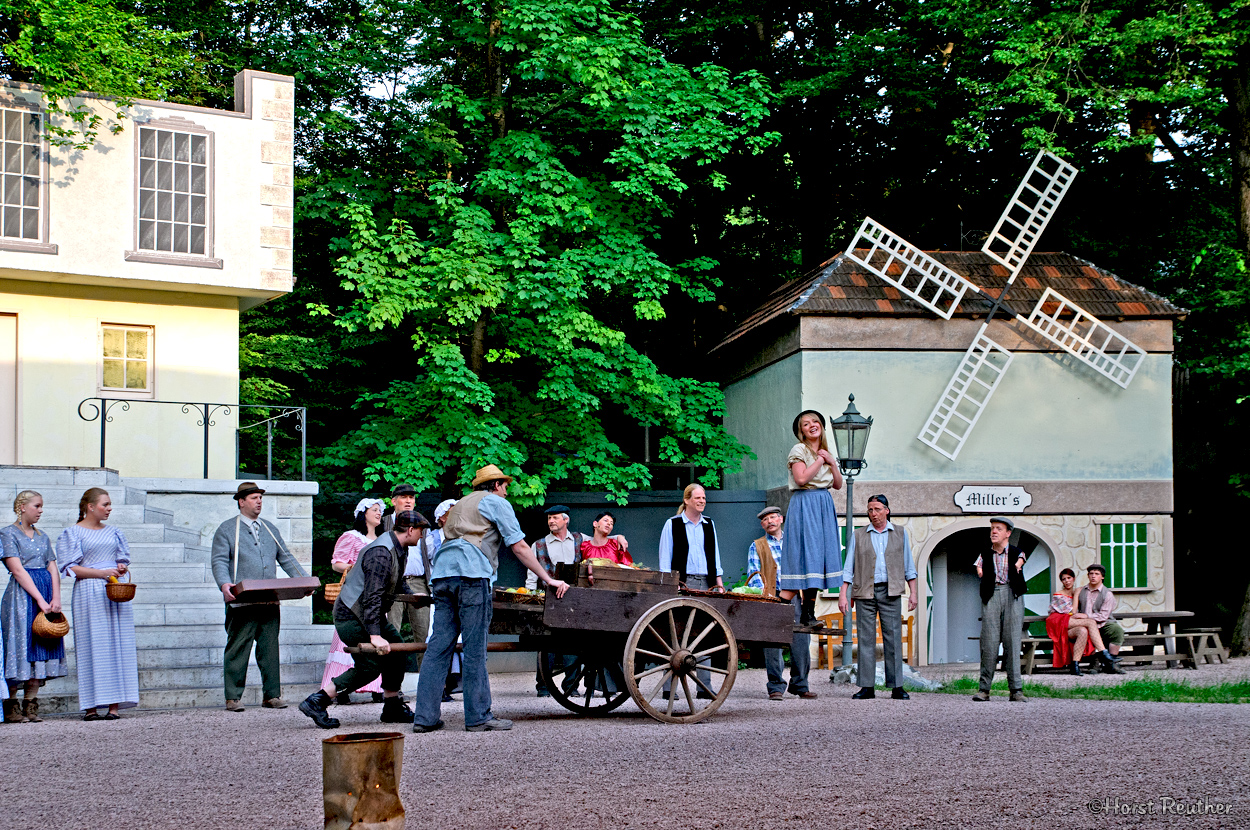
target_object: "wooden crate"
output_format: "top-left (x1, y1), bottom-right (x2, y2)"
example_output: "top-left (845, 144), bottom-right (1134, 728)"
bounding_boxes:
top-left (229, 576), bottom-right (320, 606)
top-left (576, 561), bottom-right (680, 593)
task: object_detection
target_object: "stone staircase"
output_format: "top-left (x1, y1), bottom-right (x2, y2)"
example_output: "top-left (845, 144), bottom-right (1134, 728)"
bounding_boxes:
top-left (0, 466), bottom-right (332, 713)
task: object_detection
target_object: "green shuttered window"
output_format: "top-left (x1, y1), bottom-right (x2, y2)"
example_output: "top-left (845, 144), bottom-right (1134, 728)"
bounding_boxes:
top-left (1100, 523), bottom-right (1148, 589)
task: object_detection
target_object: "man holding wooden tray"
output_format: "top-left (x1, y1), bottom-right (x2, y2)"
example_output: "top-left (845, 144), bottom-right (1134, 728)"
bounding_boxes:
top-left (211, 482), bottom-right (309, 712)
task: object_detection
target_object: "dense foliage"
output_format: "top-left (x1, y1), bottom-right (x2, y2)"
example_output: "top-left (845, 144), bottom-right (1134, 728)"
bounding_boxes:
top-left (3, 0), bottom-right (1249, 631)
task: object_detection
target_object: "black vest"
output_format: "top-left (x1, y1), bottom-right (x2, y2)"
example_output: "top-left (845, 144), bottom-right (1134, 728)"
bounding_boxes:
top-left (979, 544), bottom-right (1027, 603)
top-left (670, 515), bottom-right (716, 583)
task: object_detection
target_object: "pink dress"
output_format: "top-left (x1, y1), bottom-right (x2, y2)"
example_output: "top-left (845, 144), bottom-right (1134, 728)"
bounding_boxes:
top-left (320, 531), bottom-right (384, 693)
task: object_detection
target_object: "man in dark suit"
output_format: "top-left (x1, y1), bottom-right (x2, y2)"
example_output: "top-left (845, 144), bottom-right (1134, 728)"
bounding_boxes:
top-left (211, 482), bottom-right (307, 712)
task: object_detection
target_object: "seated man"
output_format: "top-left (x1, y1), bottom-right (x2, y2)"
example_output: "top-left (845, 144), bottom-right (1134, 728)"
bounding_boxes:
top-left (1076, 564), bottom-right (1126, 674)
top-left (299, 510), bottom-right (427, 728)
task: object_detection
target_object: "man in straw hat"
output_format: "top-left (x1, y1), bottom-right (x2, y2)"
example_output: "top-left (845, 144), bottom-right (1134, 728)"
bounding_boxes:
top-left (412, 464), bottom-right (571, 733)
top-left (211, 482), bottom-right (308, 712)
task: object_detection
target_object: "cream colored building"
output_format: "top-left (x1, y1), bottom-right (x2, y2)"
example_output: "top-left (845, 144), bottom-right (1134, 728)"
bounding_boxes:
top-left (714, 251), bottom-right (1184, 666)
top-left (0, 70), bottom-right (294, 478)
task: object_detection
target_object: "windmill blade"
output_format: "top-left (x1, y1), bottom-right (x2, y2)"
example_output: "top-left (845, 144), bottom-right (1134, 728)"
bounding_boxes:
top-left (845, 218), bottom-right (980, 320)
top-left (918, 323), bottom-right (1014, 460)
top-left (1019, 287), bottom-right (1146, 388)
top-left (982, 151), bottom-right (1079, 281)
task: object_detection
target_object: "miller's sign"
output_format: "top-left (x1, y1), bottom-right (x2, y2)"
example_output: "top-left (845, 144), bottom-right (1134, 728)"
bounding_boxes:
top-left (953, 485), bottom-right (1032, 513)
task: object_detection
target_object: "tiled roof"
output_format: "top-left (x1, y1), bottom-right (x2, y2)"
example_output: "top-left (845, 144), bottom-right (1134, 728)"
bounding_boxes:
top-left (713, 251), bottom-right (1185, 352)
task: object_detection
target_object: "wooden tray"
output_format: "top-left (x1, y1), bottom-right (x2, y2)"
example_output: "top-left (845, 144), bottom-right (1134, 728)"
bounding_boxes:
top-left (229, 577), bottom-right (320, 606)
top-left (576, 561), bottom-right (679, 593)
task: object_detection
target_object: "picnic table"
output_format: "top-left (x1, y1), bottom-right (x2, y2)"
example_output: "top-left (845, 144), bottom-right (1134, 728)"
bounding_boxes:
top-left (1021, 610), bottom-right (1203, 673)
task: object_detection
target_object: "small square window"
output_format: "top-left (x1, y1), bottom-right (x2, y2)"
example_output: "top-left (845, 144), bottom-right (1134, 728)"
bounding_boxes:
top-left (1099, 522), bottom-right (1149, 589)
top-left (99, 325), bottom-right (153, 395)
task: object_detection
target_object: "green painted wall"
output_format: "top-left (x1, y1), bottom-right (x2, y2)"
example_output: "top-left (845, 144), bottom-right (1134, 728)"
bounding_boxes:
top-left (725, 349), bottom-right (1173, 488)
top-left (723, 354), bottom-right (801, 490)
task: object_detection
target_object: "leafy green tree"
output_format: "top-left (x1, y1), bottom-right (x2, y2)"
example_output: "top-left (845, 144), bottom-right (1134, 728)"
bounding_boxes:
top-left (0, 0), bottom-right (190, 146)
top-left (313, 0), bottom-right (774, 503)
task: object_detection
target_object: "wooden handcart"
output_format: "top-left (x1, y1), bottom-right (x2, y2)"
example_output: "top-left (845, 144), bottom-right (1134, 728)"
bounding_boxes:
top-left (393, 562), bottom-right (840, 724)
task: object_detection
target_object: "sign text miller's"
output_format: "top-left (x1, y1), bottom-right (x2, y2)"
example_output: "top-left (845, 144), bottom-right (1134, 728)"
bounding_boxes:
top-left (953, 485), bottom-right (1032, 513)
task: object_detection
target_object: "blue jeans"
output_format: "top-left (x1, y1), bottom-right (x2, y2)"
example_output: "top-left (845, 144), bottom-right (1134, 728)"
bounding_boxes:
top-left (764, 595), bottom-right (811, 695)
top-left (414, 577), bottom-right (494, 728)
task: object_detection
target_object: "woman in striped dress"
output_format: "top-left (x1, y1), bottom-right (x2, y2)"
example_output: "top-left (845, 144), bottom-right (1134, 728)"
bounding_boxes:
top-left (2, 490), bottom-right (67, 723)
top-left (56, 488), bottom-right (139, 720)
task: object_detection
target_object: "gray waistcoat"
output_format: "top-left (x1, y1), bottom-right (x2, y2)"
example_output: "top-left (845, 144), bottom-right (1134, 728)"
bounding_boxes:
top-left (851, 524), bottom-right (906, 599)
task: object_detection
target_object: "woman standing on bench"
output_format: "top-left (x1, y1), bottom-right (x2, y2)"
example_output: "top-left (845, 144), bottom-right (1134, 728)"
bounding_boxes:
top-left (1047, 568), bottom-right (1118, 675)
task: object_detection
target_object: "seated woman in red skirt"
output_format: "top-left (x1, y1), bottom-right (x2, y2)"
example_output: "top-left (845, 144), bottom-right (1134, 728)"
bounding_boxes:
top-left (579, 512), bottom-right (632, 566)
top-left (1047, 568), bottom-right (1107, 674)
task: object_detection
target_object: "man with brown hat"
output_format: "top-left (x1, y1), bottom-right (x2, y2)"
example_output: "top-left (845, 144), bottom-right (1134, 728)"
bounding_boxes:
top-left (210, 482), bottom-right (308, 712)
top-left (412, 464), bottom-right (570, 733)
top-left (748, 506), bottom-right (815, 701)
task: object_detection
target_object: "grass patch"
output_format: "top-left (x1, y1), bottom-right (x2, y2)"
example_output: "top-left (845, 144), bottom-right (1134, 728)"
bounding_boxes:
top-left (934, 676), bottom-right (1250, 704)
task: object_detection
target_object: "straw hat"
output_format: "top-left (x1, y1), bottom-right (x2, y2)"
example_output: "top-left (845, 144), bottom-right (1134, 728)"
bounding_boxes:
top-left (470, 464), bottom-right (514, 487)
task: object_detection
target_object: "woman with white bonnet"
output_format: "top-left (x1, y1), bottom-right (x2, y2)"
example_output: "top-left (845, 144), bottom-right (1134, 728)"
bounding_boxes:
top-left (320, 498), bottom-right (387, 702)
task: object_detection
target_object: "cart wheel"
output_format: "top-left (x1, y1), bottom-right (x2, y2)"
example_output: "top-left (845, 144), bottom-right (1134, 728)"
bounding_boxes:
top-left (623, 598), bottom-right (738, 724)
top-left (537, 651), bottom-right (631, 716)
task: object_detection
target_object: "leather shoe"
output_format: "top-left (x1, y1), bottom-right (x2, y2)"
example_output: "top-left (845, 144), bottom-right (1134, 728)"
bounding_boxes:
top-left (536, 688), bottom-right (551, 698)
top-left (413, 719), bottom-right (445, 733)
top-left (971, 690), bottom-right (990, 701)
top-left (465, 717), bottom-right (513, 732)
top-left (262, 697), bottom-right (288, 709)
top-left (768, 692), bottom-right (784, 701)
top-left (379, 696), bottom-right (415, 723)
top-left (795, 691), bottom-right (818, 699)
top-left (852, 687), bottom-right (876, 699)
top-left (891, 687), bottom-right (909, 700)
top-left (298, 690), bottom-right (341, 729)
top-left (225, 699), bottom-right (245, 712)
top-left (1009, 690), bottom-right (1029, 702)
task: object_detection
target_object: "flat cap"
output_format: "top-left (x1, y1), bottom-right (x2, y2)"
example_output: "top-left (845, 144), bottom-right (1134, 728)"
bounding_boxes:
top-left (757, 506), bottom-right (783, 520)
top-left (545, 504), bottom-right (571, 515)
top-left (391, 483), bottom-right (416, 497)
top-left (988, 516), bottom-right (1015, 531)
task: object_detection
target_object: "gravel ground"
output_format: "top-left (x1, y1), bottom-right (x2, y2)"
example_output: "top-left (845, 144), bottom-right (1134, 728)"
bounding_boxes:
top-left (3, 662), bottom-right (1247, 830)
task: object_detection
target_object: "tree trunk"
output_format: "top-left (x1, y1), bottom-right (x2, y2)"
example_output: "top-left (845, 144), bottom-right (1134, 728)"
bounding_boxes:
top-left (1232, 575), bottom-right (1250, 656)
top-left (1230, 41), bottom-right (1250, 254)
top-left (469, 314), bottom-right (487, 377)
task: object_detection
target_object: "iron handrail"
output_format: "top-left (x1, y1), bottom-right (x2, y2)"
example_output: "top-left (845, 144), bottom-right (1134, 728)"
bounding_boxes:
top-left (77, 398), bottom-right (306, 480)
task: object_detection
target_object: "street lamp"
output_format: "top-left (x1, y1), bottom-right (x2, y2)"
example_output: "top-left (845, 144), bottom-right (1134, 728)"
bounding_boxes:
top-left (828, 394), bottom-right (873, 672)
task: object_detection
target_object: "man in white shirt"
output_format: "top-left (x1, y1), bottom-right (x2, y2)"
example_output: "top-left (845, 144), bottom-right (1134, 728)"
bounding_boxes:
top-left (656, 484), bottom-right (724, 592)
top-left (530, 505), bottom-right (585, 697)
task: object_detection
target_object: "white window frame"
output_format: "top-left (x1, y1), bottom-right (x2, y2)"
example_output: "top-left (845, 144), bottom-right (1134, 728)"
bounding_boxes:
top-left (98, 323), bottom-right (155, 399)
top-left (1094, 520), bottom-right (1152, 592)
top-left (0, 97), bottom-right (56, 254)
top-left (124, 115), bottom-right (221, 269)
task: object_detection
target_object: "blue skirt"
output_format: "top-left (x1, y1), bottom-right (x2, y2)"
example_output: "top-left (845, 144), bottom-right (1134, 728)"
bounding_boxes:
top-left (26, 569), bottom-right (65, 664)
top-left (778, 489), bottom-right (843, 591)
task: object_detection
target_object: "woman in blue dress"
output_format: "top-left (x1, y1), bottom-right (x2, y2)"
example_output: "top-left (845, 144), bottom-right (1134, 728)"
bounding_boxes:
top-left (1, 490), bottom-right (67, 723)
top-left (778, 410), bottom-right (844, 626)
top-left (57, 487), bottom-right (139, 720)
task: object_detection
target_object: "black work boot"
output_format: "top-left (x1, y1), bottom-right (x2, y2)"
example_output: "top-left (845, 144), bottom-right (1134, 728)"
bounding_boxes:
top-left (379, 696), bottom-right (415, 723)
top-left (1100, 651), bottom-right (1127, 674)
top-left (800, 597), bottom-right (819, 627)
top-left (299, 690), bottom-right (341, 729)
top-left (1069, 660), bottom-right (1083, 676)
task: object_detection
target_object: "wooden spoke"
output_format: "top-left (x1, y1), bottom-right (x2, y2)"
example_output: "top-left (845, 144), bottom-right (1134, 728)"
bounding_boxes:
top-left (700, 665), bottom-right (730, 676)
top-left (680, 608), bottom-right (697, 649)
top-left (644, 624), bottom-right (673, 655)
top-left (693, 643), bottom-right (731, 659)
top-left (634, 663), bottom-right (669, 682)
top-left (680, 675), bottom-right (695, 712)
top-left (691, 674), bottom-right (718, 699)
top-left (634, 647), bottom-right (670, 661)
top-left (687, 620), bottom-right (719, 653)
top-left (646, 670), bottom-right (673, 703)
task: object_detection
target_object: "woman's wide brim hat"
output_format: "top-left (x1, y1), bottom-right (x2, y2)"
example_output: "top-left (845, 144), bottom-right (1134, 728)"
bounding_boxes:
top-left (470, 464), bottom-right (514, 487)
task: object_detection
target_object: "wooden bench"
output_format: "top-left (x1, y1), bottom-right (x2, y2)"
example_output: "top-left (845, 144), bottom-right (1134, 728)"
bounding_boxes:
top-left (1181, 628), bottom-right (1229, 664)
top-left (816, 611), bottom-right (914, 669)
top-left (986, 633), bottom-right (1202, 674)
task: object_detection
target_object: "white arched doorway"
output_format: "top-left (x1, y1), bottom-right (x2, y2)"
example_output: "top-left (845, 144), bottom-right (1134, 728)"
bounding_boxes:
top-left (914, 518), bottom-right (1061, 666)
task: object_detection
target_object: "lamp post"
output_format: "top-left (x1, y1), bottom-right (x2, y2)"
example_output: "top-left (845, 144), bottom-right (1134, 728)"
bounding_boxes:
top-left (828, 394), bottom-right (873, 672)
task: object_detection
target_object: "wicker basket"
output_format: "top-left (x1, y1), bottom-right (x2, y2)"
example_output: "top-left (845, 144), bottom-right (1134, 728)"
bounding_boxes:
top-left (32, 610), bottom-right (69, 639)
top-left (105, 571), bottom-right (137, 603)
top-left (324, 565), bottom-right (350, 604)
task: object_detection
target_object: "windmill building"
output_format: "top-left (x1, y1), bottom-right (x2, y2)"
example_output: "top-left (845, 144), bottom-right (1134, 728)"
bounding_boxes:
top-left (713, 249), bottom-right (1184, 667)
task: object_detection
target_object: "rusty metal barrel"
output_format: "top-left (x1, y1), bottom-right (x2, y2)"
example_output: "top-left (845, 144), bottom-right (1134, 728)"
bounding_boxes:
top-left (322, 731), bottom-right (405, 830)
